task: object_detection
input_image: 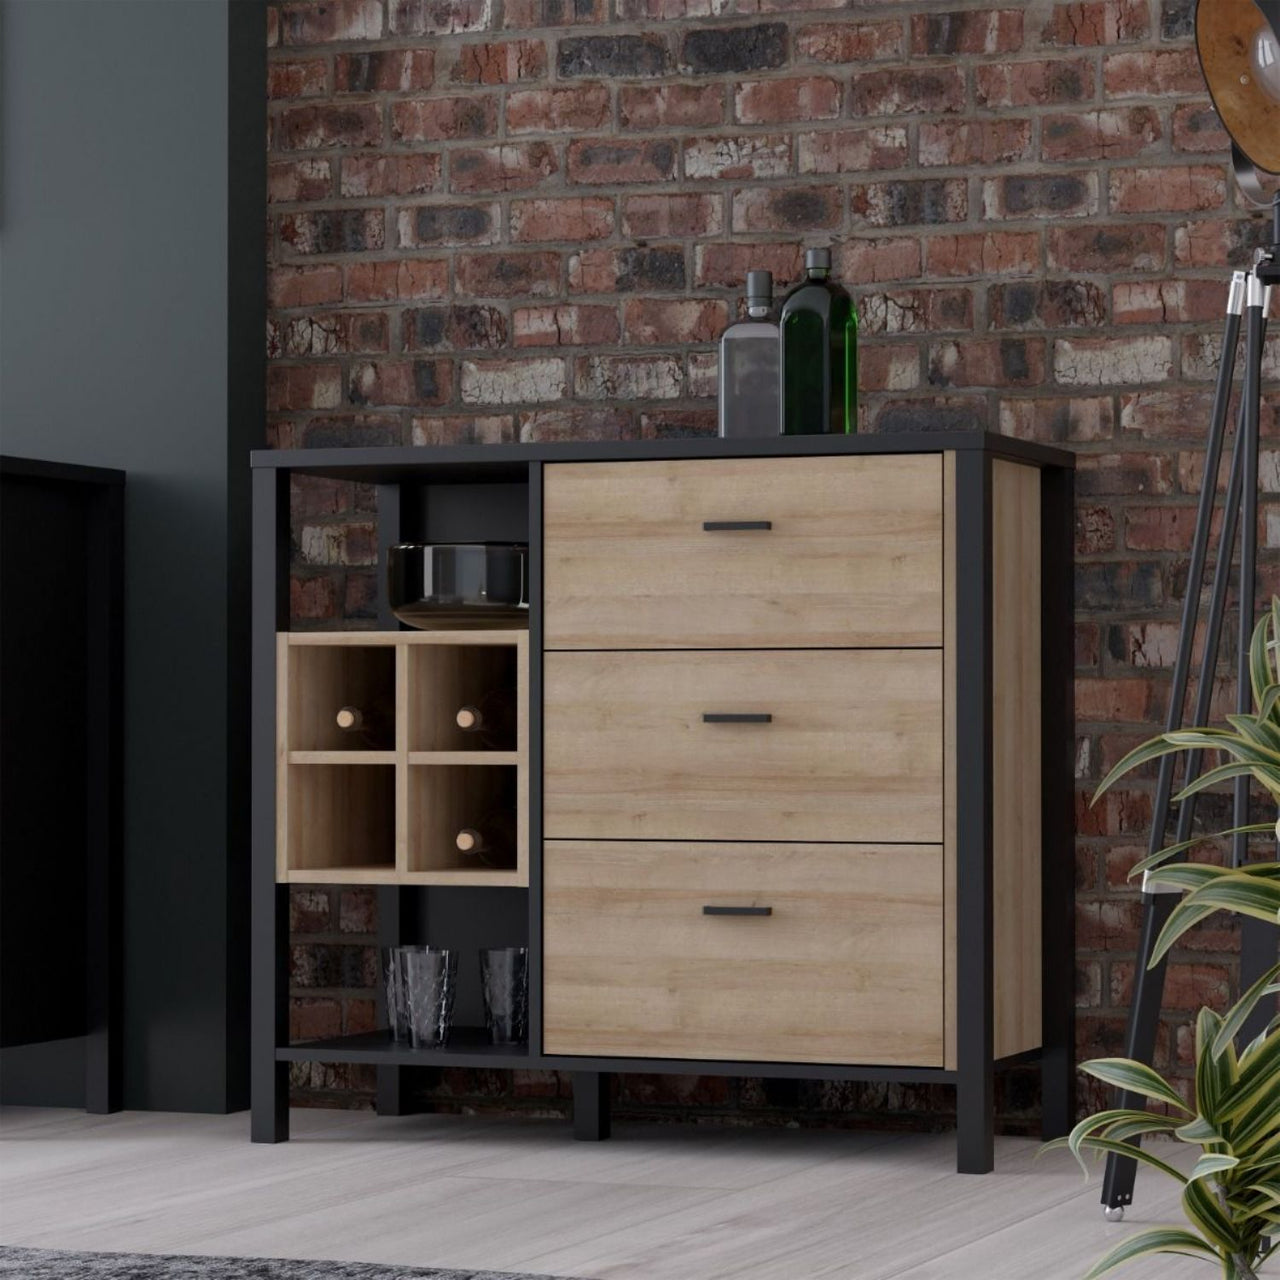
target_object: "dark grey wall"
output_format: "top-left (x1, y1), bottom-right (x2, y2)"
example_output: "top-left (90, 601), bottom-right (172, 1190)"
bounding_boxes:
top-left (0, 0), bottom-right (256, 1112)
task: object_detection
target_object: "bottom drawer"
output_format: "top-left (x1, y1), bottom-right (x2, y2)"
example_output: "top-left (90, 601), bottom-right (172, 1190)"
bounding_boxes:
top-left (543, 841), bottom-right (944, 1067)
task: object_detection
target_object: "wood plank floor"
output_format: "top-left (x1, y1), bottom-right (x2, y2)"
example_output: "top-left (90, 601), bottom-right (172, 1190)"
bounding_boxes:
top-left (0, 1107), bottom-right (1199, 1279)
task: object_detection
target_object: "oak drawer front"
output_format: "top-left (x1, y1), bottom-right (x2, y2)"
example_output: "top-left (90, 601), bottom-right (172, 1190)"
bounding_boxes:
top-left (543, 455), bottom-right (943, 650)
top-left (543, 842), bottom-right (944, 1066)
top-left (544, 649), bottom-right (942, 844)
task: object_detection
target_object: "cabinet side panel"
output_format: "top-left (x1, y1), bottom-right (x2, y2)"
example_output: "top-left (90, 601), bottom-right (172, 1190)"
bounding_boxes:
top-left (992, 460), bottom-right (1043, 1058)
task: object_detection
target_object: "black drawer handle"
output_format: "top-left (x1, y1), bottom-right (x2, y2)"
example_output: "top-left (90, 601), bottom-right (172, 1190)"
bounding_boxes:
top-left (702, 520), bottom-right (772, 532)
top-left (702, 712), bottom-right (772, 724)
top-left (703, 905), bottom-right (773, 917)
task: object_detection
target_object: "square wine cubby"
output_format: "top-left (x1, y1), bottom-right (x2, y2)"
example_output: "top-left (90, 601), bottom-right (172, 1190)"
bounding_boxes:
top-left (277, 631), bottom-right (527, 886)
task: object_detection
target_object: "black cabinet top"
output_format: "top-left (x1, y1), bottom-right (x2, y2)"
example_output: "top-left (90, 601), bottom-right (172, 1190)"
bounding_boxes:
top-left (250, 431), bottom-right (1074, 483)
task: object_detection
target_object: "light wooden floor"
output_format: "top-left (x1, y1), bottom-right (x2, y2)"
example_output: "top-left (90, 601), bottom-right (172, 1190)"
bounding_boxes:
top-left (0, 1107), bottom-right (1200, 1279)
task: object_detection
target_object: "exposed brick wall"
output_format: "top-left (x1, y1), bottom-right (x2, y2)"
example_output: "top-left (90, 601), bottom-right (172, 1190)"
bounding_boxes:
top-left (268, 0), bottom-right (1280, 1126)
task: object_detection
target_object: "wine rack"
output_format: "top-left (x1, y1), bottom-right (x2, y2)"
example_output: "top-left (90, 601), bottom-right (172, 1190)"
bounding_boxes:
top-left (277, 630), bottom-right (528, 886)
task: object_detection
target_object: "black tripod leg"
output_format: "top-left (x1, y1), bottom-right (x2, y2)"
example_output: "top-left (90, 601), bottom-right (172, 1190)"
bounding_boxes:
top-left (1101, 274), bottom-right (1247, 1214)
top-left (1237, 274), bottom-right (1279, 1048)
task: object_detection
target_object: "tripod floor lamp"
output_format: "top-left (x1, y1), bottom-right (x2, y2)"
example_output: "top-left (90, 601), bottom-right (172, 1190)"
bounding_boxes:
top-left (1102, 0), bottom-right (1280, 1219)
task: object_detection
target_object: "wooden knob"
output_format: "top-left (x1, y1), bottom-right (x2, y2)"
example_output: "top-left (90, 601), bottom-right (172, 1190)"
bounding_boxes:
top-left (336, 706), bottom-right (364, 731)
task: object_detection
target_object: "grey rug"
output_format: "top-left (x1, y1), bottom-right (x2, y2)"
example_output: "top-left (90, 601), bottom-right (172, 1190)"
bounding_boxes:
top-left (0, 1248), bottom-right (586, 1280)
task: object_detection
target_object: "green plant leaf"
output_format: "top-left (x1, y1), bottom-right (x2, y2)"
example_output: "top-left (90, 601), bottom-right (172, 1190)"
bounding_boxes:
top-left (1051, 1110), bottom-right (1180, 1176)
top-left (1094, 737), bottom-right (1196, 803)
top-left (1080, 1227), bottom-right (1218, 1280)
top-left (1212, 963), bottom-right (1280, 1058)
top-left (1128, 827), bottom-right (1275, 880)
top-left (1151, 875), bottom-right (1280, 966)
top-left (1080, 1059), bottom-right (1192, 1113)
top-left (1195, 1007), bottom-right (1233, 1122)
top-left (1069, 1136), bottom-right (1190, 1184)
top-left (1187, 1152), bottom-right (1240, 1183)
top-left (1175, 1115), bottom-right (1227, 1145)
top-left (1183, 1176), bottom-right (1244, 1252)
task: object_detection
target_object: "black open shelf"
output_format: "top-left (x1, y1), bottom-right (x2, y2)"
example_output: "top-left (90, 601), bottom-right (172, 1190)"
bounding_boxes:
top-left (278, 1027), bottom-right (529, 1070)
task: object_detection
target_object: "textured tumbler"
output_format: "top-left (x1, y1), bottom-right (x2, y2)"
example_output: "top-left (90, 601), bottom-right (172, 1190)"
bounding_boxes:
top-left (480, 946), bottom-right (529, 1046)
top-left (403, 947), bottom-right (457, 1049)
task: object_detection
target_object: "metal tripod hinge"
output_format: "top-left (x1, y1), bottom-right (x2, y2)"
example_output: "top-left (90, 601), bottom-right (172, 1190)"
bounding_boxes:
top-left (1101, 240), bottom-right (1278, 1215)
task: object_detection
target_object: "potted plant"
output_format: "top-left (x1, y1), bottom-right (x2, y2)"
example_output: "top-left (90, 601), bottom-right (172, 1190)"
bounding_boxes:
top-left (1047, 602), bottom-right (1280, 1279)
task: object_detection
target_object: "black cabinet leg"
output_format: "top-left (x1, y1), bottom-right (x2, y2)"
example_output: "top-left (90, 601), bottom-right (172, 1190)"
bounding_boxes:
top-left (956, 1065), bottom-right (994, 1174)
top-left (1040, 1045), bottom-right (1074, 1141)
top-left (573, 1071), bottom-right (611, 1141)
top-left (252, 1060), bottom-right (290, 1143)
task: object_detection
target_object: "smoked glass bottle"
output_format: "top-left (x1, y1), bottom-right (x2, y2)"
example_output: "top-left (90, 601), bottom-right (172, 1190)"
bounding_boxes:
top-left (455, 686), bottom-right (516, 750)
top-left (718, 270), bottom-right (780, 439)
top-left (779, 247), bottom-right (858, 435)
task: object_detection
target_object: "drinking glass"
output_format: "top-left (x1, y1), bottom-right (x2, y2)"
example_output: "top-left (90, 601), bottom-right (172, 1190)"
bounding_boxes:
top-left (480, 946), bottom-right (529, 1046)
top-left (402, 947), bottom-right (457, 1049)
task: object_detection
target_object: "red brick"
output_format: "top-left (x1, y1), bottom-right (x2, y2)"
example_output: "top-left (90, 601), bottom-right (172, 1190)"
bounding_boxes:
top-left (1174, 220), bottom-right (1268, 268)
top-left (925, 231), bottom-right (1039, 278)
top-left (403, 304), bottom-right (507, 351)
top-left (1076, 452), bottom-right (1174, 496)
top-left (999, 396), bottom-right (1114, 444)
top-left (291, 998), bottom-right (342, 1041)
top-left (687, 351), bottom-right (718, 398)
top-left (1103, 48), bottom-right (1203, 98)
top-left (918, 119), bottom-right (1032, 167)
top-left (851, 179), bottom-right (968, 228)
top-left (695, 242), bottom-right (804, 289)
top-left (335, 49), bottom-right (435, 93)
top-left (268, 158), bottom-right (332, 203)
top-left (450, 39), bottom-right (547, 84)
top-left (280, 0), bottom-right (384, 44)
top-left (411, 415), bottom-right (517, 445)
top-left (268, 363), bottom-right (342, 411)
top-left (797, 127), bottom-right (908, 175)
top-left (450, 142), bottom-right (557, 192)
top-left (619, 84), bottom-right (724, 130)
top-left (341, 153), bottom-right (441, 197)
top-left (1048, 223), bottom-right (1166, 272)
top-left (567, 139), bottom-right (676, 186)
top-left (684, 134), bottom-right (791, 180)
top-left (396, 202), bottom-right (500, 247)
top-left (344, 997), bottom-right (377, 1035)
top-left (623, 299), bottom-right (728, 345)
top-left (391, 95), bottom-right (498, 142)
top-left (511, 197), bottom-right (614, 244)
top-left (571, 246), bottom-right (687, 293)
top-left (1075, 505), bottom-right (1117, 554)
top-left (1112, 962), bottom-right (1230, 1013)
top-left (270, 264), bottom-right (344, 309)
top-left (732, 186), bottom-right (842, 234)
top-left (1039, 0), bottom-right (1149, 45)
top-left (267, 6), bottom-right (279, 48)
top-left (513, 304), bottom-right (620, 347)
top-left (456, 250), bottom-right (561, 298)
top-left (269, 310), bottom-right (389, 357)
top-left (277, 103), bottom-right (382, 150)
top-left (1041, 107), bottom-right (1161, 162)
top-left (289, 886), bottom-right (332, 930)
top-left (390, 0), bottom-right (493, 35)
top-left (461, 356), bottom-right (568, 405)
top-left (1172, 104), bottom-right (1229, 154)
top-left (850, 67), bottom-right (965, 117)
top-left (507, 84), bottom-right (611, 133)
top-left (795, 20), bottom-right (904, 63)
top-left (622, 194), bottom-right (722, 238)
top-left (269, 58), bottom-right (329, 99)
top-left (348, 359), bottom-right (453, 407)
top-left (1054, 335), bottom-right (1173, 386)
top-left (857, 344), bottom-right (920, 392)
top-left (927, 338), bottom-right (1045, 388)
top-left (1113, 280), bottom-right (1224, 325)
top-left (860, 288), bottom-right (974, 335)
top-left (839, 238), bottom-right (922, 284)
top-left (504, 0), bottom-right (604, 24)
top-left (345, 259), bottom-right (449, 303)
top-left (975, 58), bottom-right (1095, 108)
top-left (735, 77), bottom-right (841, 125)
top-left (637, 409), bottom-right (717, 439)
top-left (982, 172), bottom-right (1098, 220)
top-left (576, 353), bottom-right (683, 400)
top-left (910, 8), bottom-right (1024, 55)
top-left (1119, 389), bottom-right (1215, 438)
top-left (1110, 166), bottom-right (1225, 215)
top-left (519, 407), bottom-right (633, 442)
top-left (1124, 506), bottom-right (1197, 551)
top-left (989, 280), bottom-right (1107, 329)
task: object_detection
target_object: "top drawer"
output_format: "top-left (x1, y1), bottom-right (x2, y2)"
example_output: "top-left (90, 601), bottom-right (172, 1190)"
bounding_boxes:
top-left (543, 455), bottom-right (943, 650)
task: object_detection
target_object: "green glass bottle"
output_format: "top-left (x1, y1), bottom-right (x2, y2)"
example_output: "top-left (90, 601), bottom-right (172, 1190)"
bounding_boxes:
top-left (779, 247), bottom-right (858, 434)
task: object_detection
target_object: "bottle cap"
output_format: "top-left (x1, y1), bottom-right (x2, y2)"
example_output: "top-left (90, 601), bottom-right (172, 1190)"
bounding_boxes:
top-left (456, 829), bottom-right (480, 853)
top-left (805, 247), bottom-right (832, 274)
top-left (746, 270), bottom-right (773, 305)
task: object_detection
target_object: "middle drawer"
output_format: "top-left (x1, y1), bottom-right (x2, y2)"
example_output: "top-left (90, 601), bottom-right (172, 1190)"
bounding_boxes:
top-left (544, 649), bottom-right (942, 844)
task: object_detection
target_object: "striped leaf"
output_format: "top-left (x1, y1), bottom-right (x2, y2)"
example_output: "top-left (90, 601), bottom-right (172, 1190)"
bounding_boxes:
top-left (1212, 962), bottom-right (1280, 1058)
top-left (1079, 1059), bottom-right (1192, 1113)
top-left (1080, 1227), bottom-right (1217, 1280)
